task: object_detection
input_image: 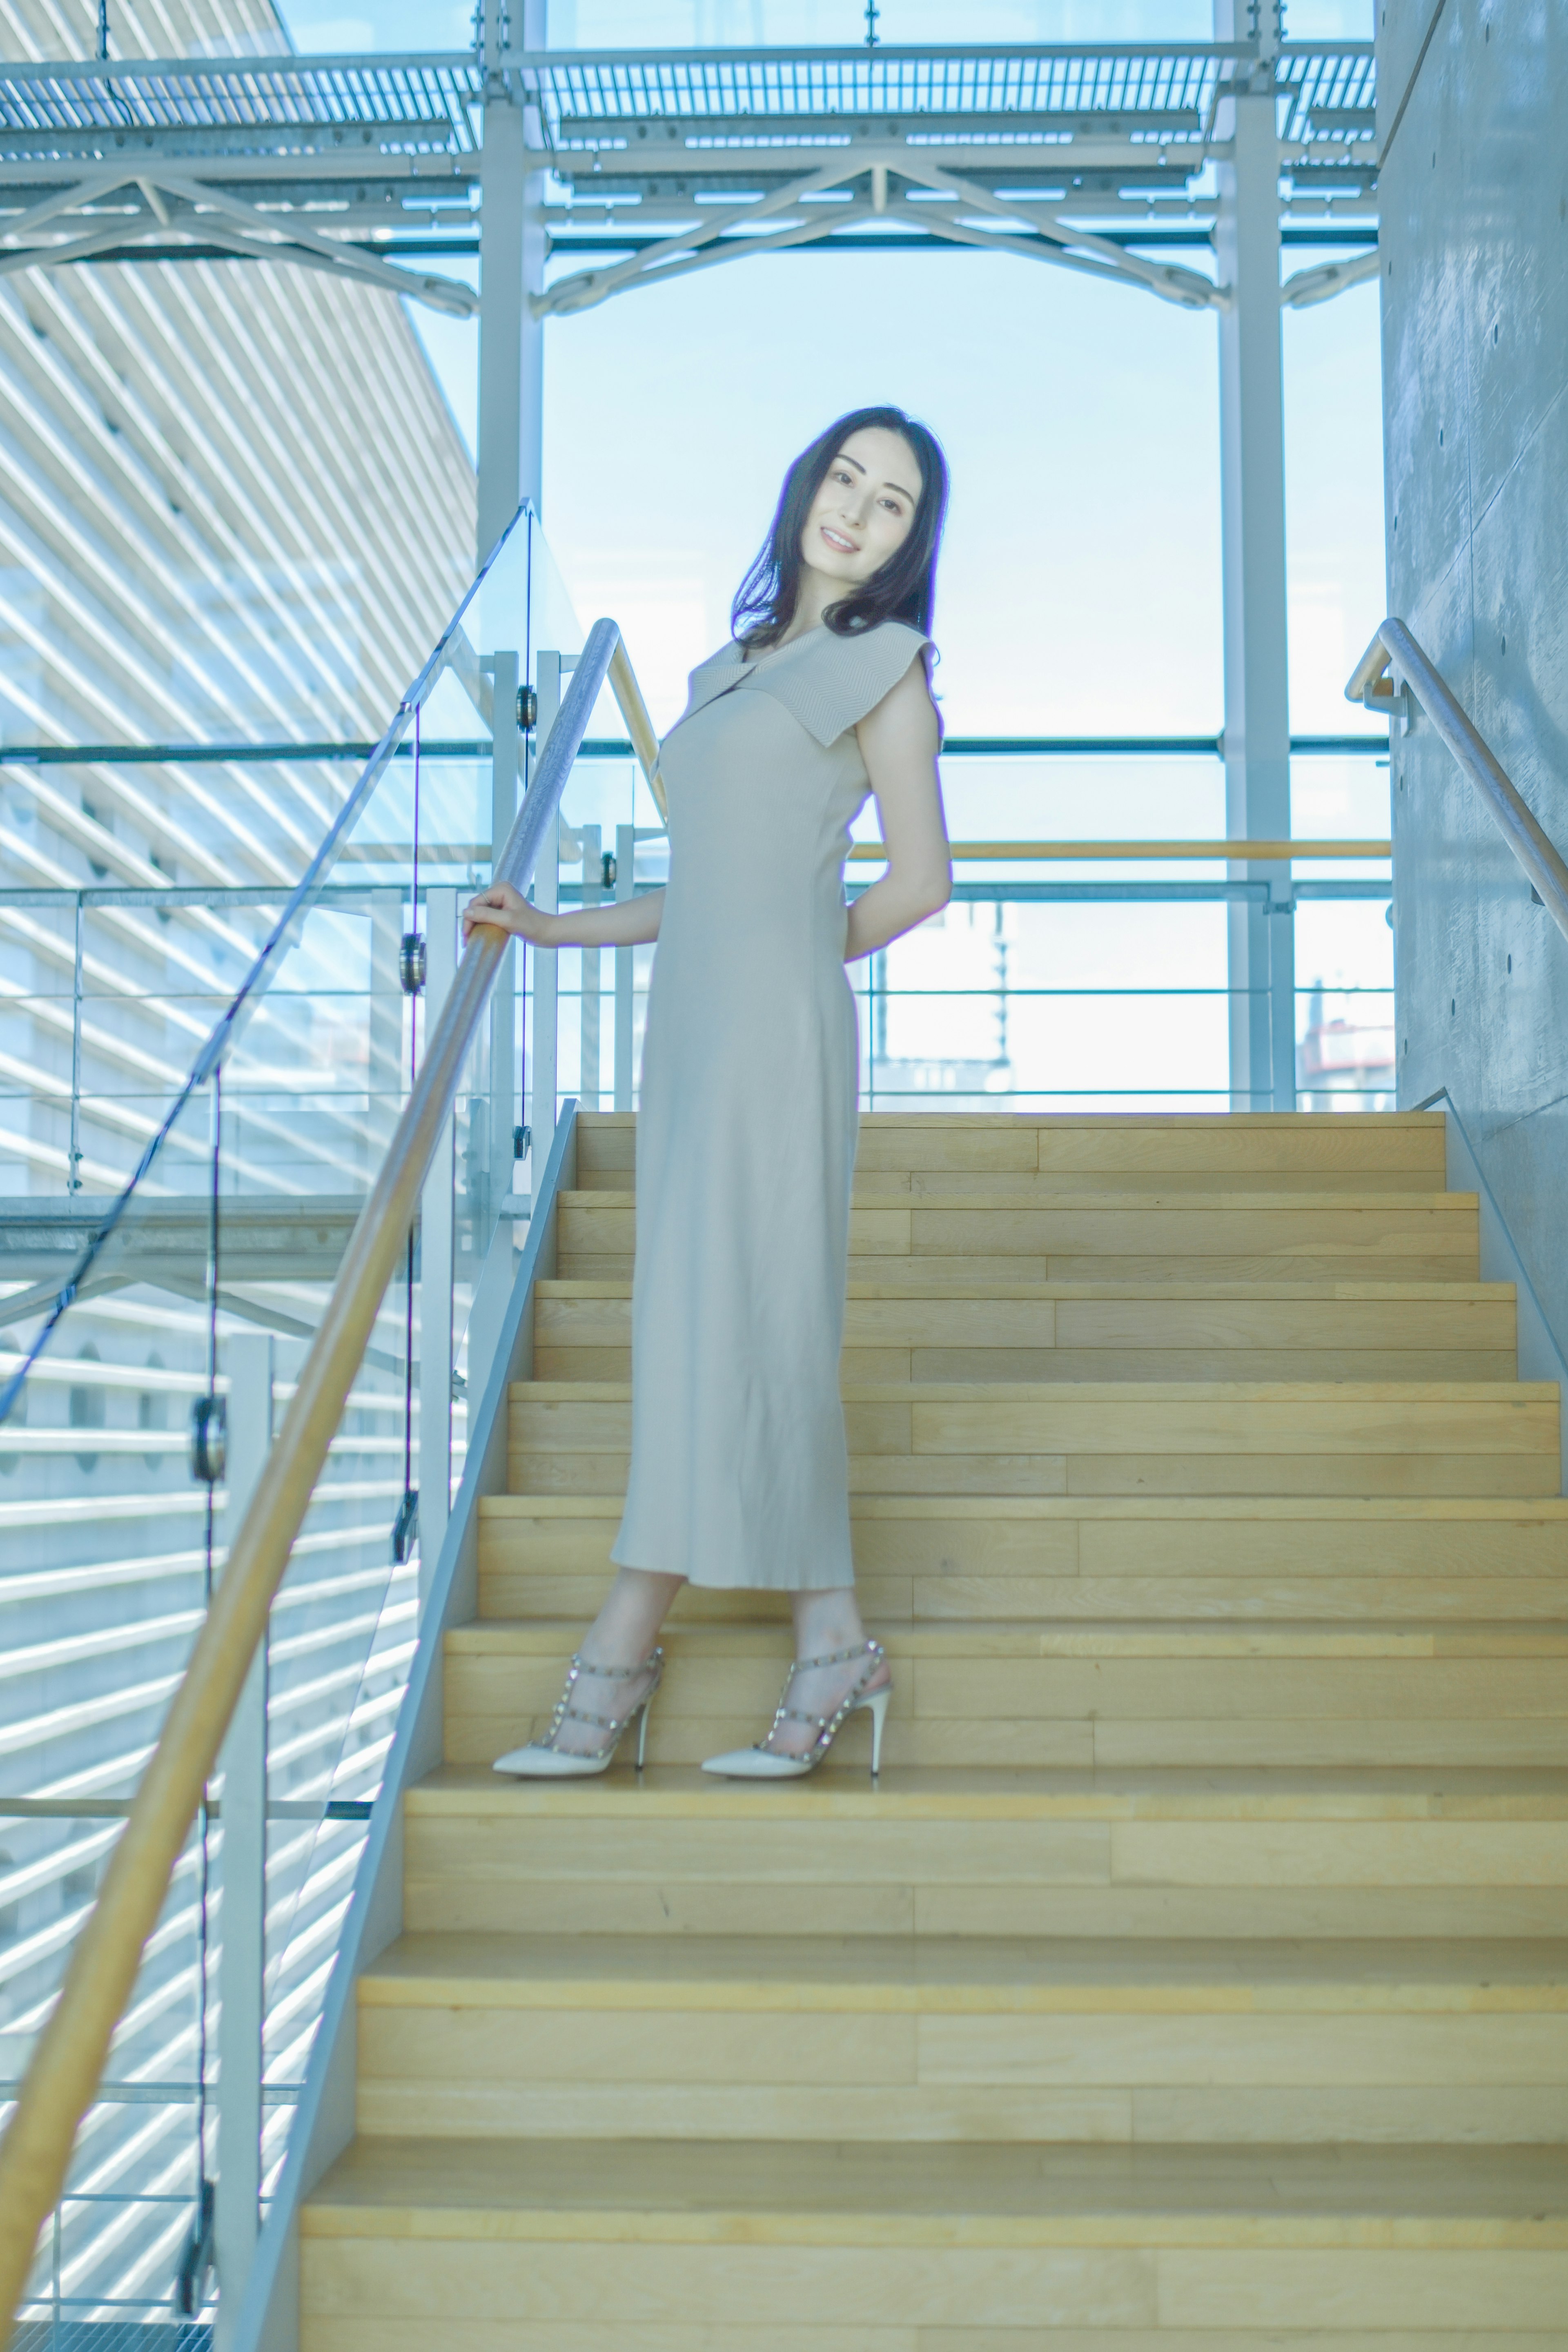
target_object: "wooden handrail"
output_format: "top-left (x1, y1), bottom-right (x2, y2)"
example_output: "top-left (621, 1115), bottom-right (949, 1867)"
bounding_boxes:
top-left (606, 638), bottom-right (668, 820)
top-left (849, 838), bottom-right (1392, 862)
top-left (0, 618), bottom-right (629, 2336)
top-left (1347, 617), bottom-right (1568, 948)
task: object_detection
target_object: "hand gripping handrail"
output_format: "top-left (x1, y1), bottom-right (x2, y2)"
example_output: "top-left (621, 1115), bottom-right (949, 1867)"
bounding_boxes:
top-left (0, 616), bottom-right (634, 2336)
top-left (1347, 617), bottom-right (1568, 948)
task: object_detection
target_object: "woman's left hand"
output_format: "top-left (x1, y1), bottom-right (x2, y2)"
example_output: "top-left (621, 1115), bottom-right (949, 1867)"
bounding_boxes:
top-left (462, 882), bottom-right (559, 947)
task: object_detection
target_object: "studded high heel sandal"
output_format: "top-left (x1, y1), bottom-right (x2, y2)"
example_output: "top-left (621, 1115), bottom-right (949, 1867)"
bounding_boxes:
top-left (702, 1639), bottom-right (890, 1780)
top-left (493, 1646), bottom-right (664, 1779)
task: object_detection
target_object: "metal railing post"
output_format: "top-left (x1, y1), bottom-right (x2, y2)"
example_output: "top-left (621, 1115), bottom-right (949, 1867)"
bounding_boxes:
top-left (213, 1332), bottom-right (274, 2352)
top-left (418, 890), bottom-right (458, 1607)
top-left (580, 823), bottom-right (601, 1111)
top-left (529, 650), bottom-right (566, 1151)
top-left (614, 821), bottom-right (635, 1111)
top-left (1269, 873), bottom-right (1297, 1111)
top-left (67, 893), bottom-right (84, 1193)
top-left (368, 889), bottom-right (403, 1162)
top-left (487, 651), bottom-right (521, 1217)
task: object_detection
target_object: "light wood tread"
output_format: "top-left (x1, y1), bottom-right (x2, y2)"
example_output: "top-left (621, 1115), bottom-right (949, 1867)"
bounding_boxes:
top-left (509, 1378), bottom-right (1556, 1403)
top-left (578, 1112), bottom-right (1448, 1129)
top-left (482, 1492), bottom-right (1568, 1522)
top-left (406, 1762), bottom-right (1568, 1820)
top-left (360, 1931), bottom-right (1568, 2010)
top-left (302, 2134), bottom-right (1568, 2242)
top-left (450, 1616), bottom-right (1568, 1660)
top-left (561, 1189), bottom-right (1474, 1213)
top-left (537, 1277), bottom-right (1517, 1301)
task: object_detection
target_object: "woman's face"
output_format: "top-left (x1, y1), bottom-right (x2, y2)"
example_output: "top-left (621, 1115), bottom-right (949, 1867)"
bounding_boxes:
top-left (800, 425), bottom-right (922, 590)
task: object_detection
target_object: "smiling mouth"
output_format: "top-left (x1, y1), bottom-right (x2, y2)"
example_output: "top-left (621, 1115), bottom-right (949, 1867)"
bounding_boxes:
top-left (820, 526), bottom-right (858, 554)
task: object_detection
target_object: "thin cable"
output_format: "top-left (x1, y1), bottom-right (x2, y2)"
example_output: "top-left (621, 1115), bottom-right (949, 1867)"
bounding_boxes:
top-left (185, 1065), bottom-right (222, 2313)
top-left (408, 706), bottom-right (420, 1449)
top-left (400, 710), bottom-right (421, 1555)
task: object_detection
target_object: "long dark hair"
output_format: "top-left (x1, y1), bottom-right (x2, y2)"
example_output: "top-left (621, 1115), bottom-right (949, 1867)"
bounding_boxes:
top-left (731, 405), bottom-right (949, 651)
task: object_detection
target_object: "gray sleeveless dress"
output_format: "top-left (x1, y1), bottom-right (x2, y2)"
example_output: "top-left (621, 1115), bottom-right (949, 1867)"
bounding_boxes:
top-left (610, 619), bottom-right (932, 1591)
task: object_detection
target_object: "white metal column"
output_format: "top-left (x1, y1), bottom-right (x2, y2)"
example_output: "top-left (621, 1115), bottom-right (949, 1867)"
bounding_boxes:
top-left (466, 657), bottom-right (526, 1413)
top-left (367, 889), bottom-right (403, 1158)
top-left (614, 821), bottom-right (635, 1111)
top-left (579, 824), bottom-right (602, 1111)
top-left (529, 650), bottom-right (568, 1152)
top-left (487, 650), bottom-right (522, 1204)
top-left (213, 1333), bottom-right (274, 2352)
top-left (1215, 4), bottom-right (1294, 1111)
top-left (418, 889), bottom-right (457, 1601)
top-left (477, 0), bottom-right (546, 563)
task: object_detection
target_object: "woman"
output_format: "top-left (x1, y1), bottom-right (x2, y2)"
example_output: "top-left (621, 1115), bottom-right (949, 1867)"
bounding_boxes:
top-left (463, 404), bottom-right (952, 1780)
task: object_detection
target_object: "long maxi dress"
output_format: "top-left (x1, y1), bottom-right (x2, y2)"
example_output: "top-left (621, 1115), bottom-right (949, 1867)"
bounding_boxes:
top-left (610, 618), bottom-right (932, 1592)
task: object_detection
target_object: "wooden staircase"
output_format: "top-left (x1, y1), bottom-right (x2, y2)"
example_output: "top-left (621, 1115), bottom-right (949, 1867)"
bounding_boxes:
top-left (300, 1112), bottom-right (1568, 2347)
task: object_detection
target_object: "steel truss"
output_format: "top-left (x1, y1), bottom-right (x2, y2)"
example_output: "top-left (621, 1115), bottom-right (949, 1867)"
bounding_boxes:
top-left (0, 52), bottom-right (486, 312)
top-left (0, 37), bottom-right (1377, 318)
top-left (520, 39), bottom-right (1378, 318)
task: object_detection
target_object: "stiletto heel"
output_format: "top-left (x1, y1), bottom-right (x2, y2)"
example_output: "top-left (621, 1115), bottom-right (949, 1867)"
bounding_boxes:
top-left (702, 1639), bottom-right (891, 1780)
top-left (494, 1646), bottom-right (663, 1779)
top-left (864, 1682), bottom-right (891, 1777)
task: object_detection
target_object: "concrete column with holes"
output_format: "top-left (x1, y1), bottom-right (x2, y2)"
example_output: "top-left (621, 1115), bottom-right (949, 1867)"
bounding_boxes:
top-left (1215, 2), bottom-right (1295, 1111)
top-left (213, 1332), bottom-right (273, 2352)
top-left (418, 889), bottom-right (457, 1603)
top-left (477, 0), bottom-right (546, 564)
top-left (614, 821), bottom-right (635, 1110)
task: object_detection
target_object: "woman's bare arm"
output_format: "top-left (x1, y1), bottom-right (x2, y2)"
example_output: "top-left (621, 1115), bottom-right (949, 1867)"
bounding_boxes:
top-left (844, 660), bottom-right (951, 962)
top-left (462, 882), bottom-right (664, 951)
top-left (463, 655), bottom-right (947, 964)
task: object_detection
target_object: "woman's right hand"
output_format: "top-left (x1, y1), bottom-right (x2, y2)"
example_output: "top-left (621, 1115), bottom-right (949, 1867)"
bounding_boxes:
top-left (462, 881), bottom-right (558, 948)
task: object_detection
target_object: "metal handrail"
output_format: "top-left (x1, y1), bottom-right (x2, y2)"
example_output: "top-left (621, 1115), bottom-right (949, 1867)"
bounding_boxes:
top-left (0, 617), bottom-right (638, 2335)
top-left (1347, 617), bottom-right (1568, 945)
top-left (607, 639), bottom-right (668, 820)
top-left (851, 838), bottom-right (1390, 862)
top-left (0, 841), bottom-right (1391, 911)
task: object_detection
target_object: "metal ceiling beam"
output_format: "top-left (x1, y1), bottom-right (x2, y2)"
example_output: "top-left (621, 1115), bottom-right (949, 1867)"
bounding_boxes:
top-left (0, 37), bottom-right (1378, 313)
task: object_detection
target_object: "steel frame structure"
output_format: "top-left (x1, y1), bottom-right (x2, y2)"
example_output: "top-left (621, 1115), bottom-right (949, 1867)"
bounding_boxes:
top-left (0, 14), bottom-right (1385, 1103)
top-left (0, 34), bottom-right (1376, 317)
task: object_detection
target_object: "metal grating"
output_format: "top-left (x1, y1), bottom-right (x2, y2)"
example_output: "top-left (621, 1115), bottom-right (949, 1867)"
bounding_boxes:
top-left (0, 55), bottom-right (483, 160)
top-left (519, 41), bottom-right (1377, 147)
top-left (526, 43), bottom-right (1236, 135)
top-left (0, 42), bottom-right (1379, 169)
top-left (1276, 44), bottom-right (1378, 139)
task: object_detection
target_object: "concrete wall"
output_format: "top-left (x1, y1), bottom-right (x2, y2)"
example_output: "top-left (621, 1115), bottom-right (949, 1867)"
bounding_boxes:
top-left (1381, 0), bottom-right (1568, 1343)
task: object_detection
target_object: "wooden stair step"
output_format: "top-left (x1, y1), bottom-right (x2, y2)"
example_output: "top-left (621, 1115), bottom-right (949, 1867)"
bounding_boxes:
top-left (578, 1168), bottom-right (1452, 1198)
top-left (300, 2135), bottom-right (1568, 2343)
top-left (443, 1616), bottom-right (1568, 1774)
top-left (534, 1278), bottom-right (1519, 1384)
top-left (354, 1931), bottom-right (1568, 2148)
top-left (556, 1191), bottom-right (1480, 1287)
top-left (508, 1380), bottom-right (1561, 1502)
top-left (481, 1494), bottom-right (1568, 1624)
top-left (575, 1107), bottom-right (1450, 1186)
top-left (402, 1764), bottom-right (1568, 1943)
top-left (361, 1927), bottom-right (1568, 2005)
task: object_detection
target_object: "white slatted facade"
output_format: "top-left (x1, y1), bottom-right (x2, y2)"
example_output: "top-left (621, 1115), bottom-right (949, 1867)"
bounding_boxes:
top-left (0, 4), bottom-right (475, 2326)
